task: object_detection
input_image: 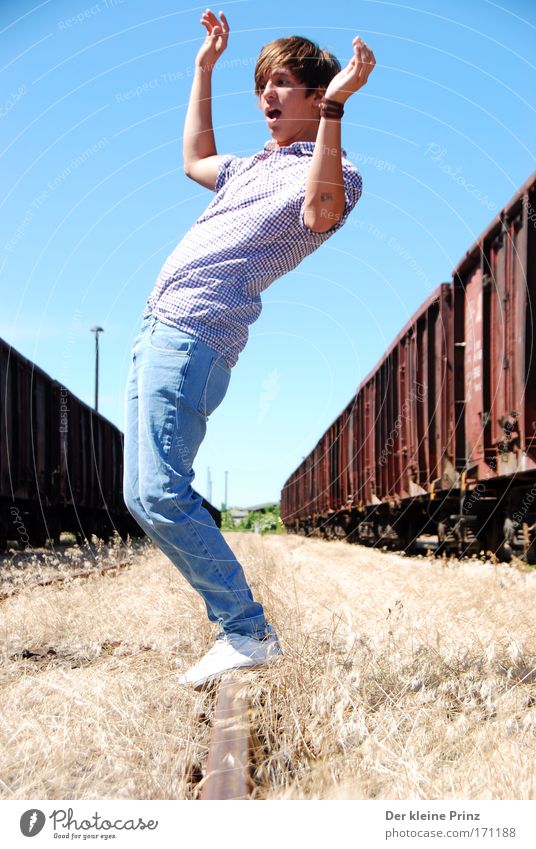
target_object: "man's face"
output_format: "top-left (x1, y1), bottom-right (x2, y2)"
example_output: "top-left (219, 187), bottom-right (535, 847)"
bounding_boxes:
top-left (257, 66), bottom-right (323, 146)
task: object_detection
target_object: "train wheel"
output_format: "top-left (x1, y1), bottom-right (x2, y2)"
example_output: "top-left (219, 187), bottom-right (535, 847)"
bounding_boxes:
top-left (400, 521), bottom-right (417, 556)
top-left (436, 520), bottom-right (448, 556)
top-left (497, 542), bottom-right (512, 563)
top-left (100, 525), bottom-right (113, 543)
top-left (45, 514), bottom-right (62, 546)
top-left (475, 524), bottom-right (498, 560)
top-left (75, 531), bottom-right (90, 546)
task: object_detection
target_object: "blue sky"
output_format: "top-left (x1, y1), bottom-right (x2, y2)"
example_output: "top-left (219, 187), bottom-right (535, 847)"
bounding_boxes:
top-left (1, 0), bottom-right (535, 508)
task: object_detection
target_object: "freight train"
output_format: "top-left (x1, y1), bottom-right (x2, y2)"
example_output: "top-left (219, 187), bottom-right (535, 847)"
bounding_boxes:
top-left (281, 173), bottom-right (536, 562)
top-left (0, 340), bottom-right (221, 551)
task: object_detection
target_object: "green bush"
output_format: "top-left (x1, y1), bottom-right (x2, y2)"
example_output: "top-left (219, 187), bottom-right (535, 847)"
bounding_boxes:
top-left (220, 504), bottom-right (285, 534)
top-left (220, 509), bottom-right (236, 531)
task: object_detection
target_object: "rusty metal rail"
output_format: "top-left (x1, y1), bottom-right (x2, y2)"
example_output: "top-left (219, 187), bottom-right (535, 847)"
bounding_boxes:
top-left (0, 561), bottom-right (131, 602)
top-left (4, 561), bottom-right (258, 798)
top-left (200, 676), bottom-right (254, 800)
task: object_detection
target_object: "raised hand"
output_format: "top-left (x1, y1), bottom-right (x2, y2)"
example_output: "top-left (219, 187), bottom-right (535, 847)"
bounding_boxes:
top-left (324, 36), bottom-right (376, 103)
top-left (196, 8), bottom-right (230, 72)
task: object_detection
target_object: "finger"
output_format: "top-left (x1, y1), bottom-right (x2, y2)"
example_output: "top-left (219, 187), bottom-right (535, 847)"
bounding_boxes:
top-left (203, 9), bottom-right (219, 25)
top-left (201, 12), bottom-right (221, 37)
top-left (358, 42), bottom-right (375, 64)
top-left (353, 36), bottom-right (372, 60)
top-left (201, 9), bottom-right (225, 35)
top-left (219, 10), bottom-right (230, 32)
top-left (200, 20), bottom-right (218, 38)
top-left (356, 43), bottom-right (373, 65)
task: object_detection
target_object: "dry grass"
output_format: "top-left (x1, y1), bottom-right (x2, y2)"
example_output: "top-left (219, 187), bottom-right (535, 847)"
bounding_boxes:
top-left (1, 532), bottom-right (535, 800)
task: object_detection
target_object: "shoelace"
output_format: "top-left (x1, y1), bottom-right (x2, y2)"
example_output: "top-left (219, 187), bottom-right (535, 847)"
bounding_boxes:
top-left (215, 630), bottom-right (273, 647)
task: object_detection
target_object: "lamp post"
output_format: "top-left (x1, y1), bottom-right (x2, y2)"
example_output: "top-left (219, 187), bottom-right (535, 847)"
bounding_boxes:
top-left (90, 326), bottom-right (104, 412)
top-left (207, 466), bottom-right (213, 504)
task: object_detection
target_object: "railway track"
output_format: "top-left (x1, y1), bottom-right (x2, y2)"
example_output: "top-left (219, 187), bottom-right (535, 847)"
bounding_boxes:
top-left (2, 554), bottom-right (260, 798)
top-left (0, 560), bottom-right (132, 602)
top-left (199, 676), bottom-right (255, 800)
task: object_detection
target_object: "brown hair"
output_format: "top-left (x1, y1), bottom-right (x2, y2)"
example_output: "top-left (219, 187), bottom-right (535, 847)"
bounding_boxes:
top-left (254, 36), bottom-right (341, 97)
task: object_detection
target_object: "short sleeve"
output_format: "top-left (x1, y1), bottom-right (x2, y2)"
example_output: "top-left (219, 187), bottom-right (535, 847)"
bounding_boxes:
top-left (296, 162), bottom-right (363, 238)
top-left (215, 154), bottom-right (243, 193)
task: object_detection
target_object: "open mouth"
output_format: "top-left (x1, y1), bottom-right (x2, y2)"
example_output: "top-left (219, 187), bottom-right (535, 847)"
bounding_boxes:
top-left (265, 108), bottom-right (282, 120)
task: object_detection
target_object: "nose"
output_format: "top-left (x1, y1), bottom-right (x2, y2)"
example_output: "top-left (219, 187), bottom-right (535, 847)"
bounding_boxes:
top-left (263, 79), bottom-right (276, 99)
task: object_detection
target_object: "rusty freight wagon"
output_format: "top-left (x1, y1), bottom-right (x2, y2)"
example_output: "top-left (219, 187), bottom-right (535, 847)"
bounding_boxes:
top-left (281, 283), bottom-right (454, 551)
top-left (281, 173), bottom-right (536, 561)
top-left (0, 339), bottom-right (221, 550)
top-left (446, 172), bottom-right (536, 557)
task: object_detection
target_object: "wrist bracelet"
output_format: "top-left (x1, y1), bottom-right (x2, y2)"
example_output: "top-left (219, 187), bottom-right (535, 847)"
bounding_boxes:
top-left (319, 97), bottom-right (344, 119)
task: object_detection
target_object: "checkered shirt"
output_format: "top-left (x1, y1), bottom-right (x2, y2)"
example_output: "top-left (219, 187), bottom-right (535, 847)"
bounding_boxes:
top-left (145, 140), bottom-right (363, 367)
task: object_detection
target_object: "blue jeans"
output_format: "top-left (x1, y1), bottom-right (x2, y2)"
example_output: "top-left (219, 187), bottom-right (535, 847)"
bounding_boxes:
top-left (123, 315), bottom-right (267, 639)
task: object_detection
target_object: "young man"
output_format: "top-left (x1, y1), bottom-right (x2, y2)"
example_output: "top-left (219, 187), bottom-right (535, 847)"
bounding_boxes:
top-left (123, 9), bottom-right (375, 688)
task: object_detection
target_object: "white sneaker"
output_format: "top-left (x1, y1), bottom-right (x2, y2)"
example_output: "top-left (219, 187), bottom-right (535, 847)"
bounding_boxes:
top-left (178, 625), bottom-right (282, 688)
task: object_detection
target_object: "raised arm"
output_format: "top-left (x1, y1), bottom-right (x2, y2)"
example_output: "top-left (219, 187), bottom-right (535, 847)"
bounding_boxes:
top-left (183, 9), bottom-right (230, 191)
top-left (303, 36), bottom-right (376, 232)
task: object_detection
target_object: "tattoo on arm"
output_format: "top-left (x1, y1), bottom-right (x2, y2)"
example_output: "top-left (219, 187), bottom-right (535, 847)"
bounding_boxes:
top-left (320, 193), bottom-right (333, 201)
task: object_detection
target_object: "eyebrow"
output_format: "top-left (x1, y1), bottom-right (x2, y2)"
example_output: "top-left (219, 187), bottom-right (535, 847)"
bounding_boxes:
top-left (262, 68), bottom-right (292, 81)
top-left (259, 70), bottom-right (292, 89)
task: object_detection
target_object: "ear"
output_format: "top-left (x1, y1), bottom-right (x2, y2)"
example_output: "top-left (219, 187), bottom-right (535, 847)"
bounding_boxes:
top-left (310, 86), bottom-right (326, 107)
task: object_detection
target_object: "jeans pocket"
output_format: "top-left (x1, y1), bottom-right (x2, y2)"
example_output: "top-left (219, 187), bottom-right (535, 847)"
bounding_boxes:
top-left (198, 357), bottom-right (231, 417)
top-left (149, 320), bottom-right (195, 354)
